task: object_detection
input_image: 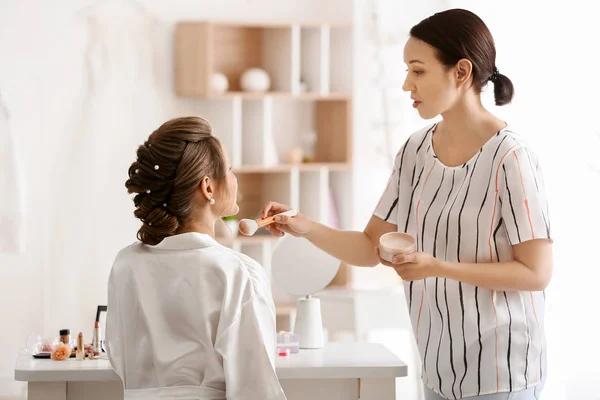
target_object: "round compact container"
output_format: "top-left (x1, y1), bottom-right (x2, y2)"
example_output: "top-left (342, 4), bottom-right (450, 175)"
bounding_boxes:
top-left (378, 232), bottom-right (416, 262)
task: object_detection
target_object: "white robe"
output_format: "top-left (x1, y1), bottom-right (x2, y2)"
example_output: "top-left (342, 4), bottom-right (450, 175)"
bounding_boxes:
top-left (105, 232), bottom-right (287, 400)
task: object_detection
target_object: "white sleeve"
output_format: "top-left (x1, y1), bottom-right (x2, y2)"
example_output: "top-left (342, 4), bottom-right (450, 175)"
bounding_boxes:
top-left (500, 146), bottom-right (552, 244)
top-left (215, 294), bottom-right (287, 400)
top-left (372, 144), bottom-right (407, 225)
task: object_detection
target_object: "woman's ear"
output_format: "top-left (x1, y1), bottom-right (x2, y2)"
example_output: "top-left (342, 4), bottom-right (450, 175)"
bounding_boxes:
top-left (200, 176), bottom-right (214, 203)
top-left (455, 58), bottom-right (473, 88)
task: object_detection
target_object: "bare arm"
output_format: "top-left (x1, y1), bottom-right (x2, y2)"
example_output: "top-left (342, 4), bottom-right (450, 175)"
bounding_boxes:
top-left (391, 238), bottom-right (553, 291)
top-left (441, 239), bottom-right (553, 291)
top-left (261, 202), bottom-right (396, 267)
top-left (304, 216), bottom-right (396, 267)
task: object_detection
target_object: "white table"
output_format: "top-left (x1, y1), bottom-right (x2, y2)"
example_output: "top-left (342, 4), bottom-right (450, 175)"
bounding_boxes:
top-left (15, 342), bottom-right (408, 400)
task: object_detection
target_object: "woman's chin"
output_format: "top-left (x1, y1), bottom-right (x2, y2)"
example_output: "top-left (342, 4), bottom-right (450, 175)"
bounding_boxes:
top-left (417, 107), bottom-right (439, 120)
top-left (228, 204), bottom-right (240, 216)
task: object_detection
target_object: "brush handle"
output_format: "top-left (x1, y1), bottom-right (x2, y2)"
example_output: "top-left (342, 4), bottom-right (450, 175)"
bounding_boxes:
top-left (256, 209), bottom-right (298, 228)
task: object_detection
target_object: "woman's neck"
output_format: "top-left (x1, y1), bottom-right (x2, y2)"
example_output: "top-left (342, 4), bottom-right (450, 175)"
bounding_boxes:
top-left (438, 94), bottom-right (505, 143)
top-left (180, 210), bottom-right (217, 238)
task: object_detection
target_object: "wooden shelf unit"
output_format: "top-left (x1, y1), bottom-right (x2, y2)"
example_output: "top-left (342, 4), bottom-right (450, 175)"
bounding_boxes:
top-left (175, 21), bottom-right (352, 98)
top-left (174, 20), bottom-right (355, 294)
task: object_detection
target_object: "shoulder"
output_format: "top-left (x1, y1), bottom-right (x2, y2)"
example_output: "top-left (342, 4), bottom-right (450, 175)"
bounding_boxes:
top-left (498, 128), bottom-right (542, 166)
top-left (231, 250), bottom-right (272, 300)
top-left (110, 241), bottom-right (269, 300)
top-left (407, 123), bottom-right (436, 150)
top-left (394, 123), bottom-right (437, 163)
top-left (205, 246), bottom-right (271, 301)
top-left (109, 242), bottom-right (145, 279)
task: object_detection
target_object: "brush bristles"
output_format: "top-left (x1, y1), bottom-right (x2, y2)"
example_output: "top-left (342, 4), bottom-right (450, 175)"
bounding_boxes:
top-left (238, 219), bottom-right (258, 236)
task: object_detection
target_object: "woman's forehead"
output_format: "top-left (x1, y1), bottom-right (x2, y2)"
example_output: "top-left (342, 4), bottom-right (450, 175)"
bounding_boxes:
top-left (404, 37), bottom-right (437, 64)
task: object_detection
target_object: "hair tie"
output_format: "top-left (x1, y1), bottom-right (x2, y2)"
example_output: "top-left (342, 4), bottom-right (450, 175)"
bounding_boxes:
top-left (489, 67), bottom-right (499, 83)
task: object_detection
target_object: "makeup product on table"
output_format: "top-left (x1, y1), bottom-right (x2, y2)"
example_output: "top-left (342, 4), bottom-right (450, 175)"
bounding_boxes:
top-left (92, 321), bottom-right (101, 356)
top-left (59, 329), bottom-right (71, 345)
top-left (277, 331), bottom-right (299, 354)
top-left (76, 332), bottom-right (85, 361)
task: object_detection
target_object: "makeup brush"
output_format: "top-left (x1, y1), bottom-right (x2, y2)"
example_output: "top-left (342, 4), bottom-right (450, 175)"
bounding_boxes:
top-left (238, 209), bottom-right (298, 236)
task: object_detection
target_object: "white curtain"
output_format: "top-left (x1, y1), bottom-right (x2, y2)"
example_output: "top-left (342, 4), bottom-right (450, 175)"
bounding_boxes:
top-left (45, 3), bottom-right (170, 341)
top-left (0, 92), bottom-right (26, 254)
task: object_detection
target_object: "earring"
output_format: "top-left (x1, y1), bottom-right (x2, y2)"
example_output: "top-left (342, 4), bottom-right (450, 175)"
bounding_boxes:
top-left (209, 198), bottom-right (215, 205)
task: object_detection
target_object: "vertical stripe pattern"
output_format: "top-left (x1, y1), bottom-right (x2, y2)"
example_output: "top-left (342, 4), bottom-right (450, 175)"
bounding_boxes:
top-left (373, 125), bottom-right (551, 399)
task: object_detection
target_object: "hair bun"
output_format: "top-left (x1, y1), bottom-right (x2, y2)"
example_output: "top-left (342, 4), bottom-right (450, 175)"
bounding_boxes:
top-left (125, 116), bottom-right (228, 245)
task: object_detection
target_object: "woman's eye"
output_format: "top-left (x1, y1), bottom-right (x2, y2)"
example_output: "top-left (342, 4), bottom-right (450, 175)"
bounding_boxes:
top-left (413, 70), bottom-right (423, 75)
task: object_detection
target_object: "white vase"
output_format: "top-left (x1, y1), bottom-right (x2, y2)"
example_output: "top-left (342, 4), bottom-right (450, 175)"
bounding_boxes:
top-left (211, 72), bottom-right (229, 93)
top-left (240, 68), bottom-right (271, 92)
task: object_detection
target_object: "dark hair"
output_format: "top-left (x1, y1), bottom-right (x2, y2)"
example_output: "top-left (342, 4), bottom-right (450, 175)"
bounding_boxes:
top-left (125, 116), bottom-right (227, 245)
top-left (410, 8), bottom-right (514, 106)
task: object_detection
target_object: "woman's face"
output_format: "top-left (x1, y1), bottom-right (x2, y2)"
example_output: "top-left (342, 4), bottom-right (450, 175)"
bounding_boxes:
top-left (402, 37), bottom-right (460, 120)
top-left (217, 151), bottom-right (239, 218)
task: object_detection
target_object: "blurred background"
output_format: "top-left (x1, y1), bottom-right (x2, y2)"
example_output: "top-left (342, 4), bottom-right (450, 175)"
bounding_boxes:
top-left (1, 0), bottom-right (598, 399)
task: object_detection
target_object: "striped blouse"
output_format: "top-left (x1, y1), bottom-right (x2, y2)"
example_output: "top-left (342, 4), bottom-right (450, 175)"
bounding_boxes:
top-left (373, 124), bottom-right (551, 399)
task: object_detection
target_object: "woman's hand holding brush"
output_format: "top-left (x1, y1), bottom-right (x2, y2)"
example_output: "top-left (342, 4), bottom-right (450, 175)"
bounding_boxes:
top-left (238, 208), bottom-right (301, 236)
top-left (257, 202), bottom-right (314, 237)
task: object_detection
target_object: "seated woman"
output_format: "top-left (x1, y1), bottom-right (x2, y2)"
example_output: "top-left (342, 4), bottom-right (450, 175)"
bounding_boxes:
top-left (105, 116), bottom-right (287, 400)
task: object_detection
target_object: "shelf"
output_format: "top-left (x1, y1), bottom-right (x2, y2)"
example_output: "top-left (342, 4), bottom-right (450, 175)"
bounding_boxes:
top-left (315, 99), bottom-right (353, 163)
top-left (204, 92), bottom-right (351, 100)
top-left (233, 162), bottom-right (351, 174)
top-left (175, 20), bottom-right (351, 28)
top-left (275, 304), bottom-right (297, 316)
top-left (176, 22), bottom-right (295, 96)
top-left (299, 168), bottom-right (329, 224)
top-left (175, 21), bottom-right (352, 98)
top-left (174, 19), bottom-right (355, 290)
top-left (235, 172), bottom-right (297, 221)
top-left (329, 26), bottom-right (353, 94)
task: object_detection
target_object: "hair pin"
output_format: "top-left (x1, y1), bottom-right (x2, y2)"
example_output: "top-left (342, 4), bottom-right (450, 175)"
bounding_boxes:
top-left (154, 165), bottom-right (159, 170)
top-left (146, 189), bottom-right (151, 194)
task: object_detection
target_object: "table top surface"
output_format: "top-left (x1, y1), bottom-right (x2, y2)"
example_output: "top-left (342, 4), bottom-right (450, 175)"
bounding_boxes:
top-left (15, 342), bottom-right (408, 381)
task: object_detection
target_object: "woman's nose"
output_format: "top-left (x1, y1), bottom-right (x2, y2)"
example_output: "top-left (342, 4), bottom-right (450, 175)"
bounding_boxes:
top-left (402, 76), bottom-right (412, 92)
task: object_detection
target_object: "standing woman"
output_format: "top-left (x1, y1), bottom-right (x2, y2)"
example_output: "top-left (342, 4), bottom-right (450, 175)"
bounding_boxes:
top-left (262, 9), bottom-right (552, 400)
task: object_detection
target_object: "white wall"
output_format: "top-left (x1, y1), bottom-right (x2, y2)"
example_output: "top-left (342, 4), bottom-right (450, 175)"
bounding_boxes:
top-left (0, 1), bottom-right (351, 398)
top-left (3, 1), bottom-right (597, 399)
